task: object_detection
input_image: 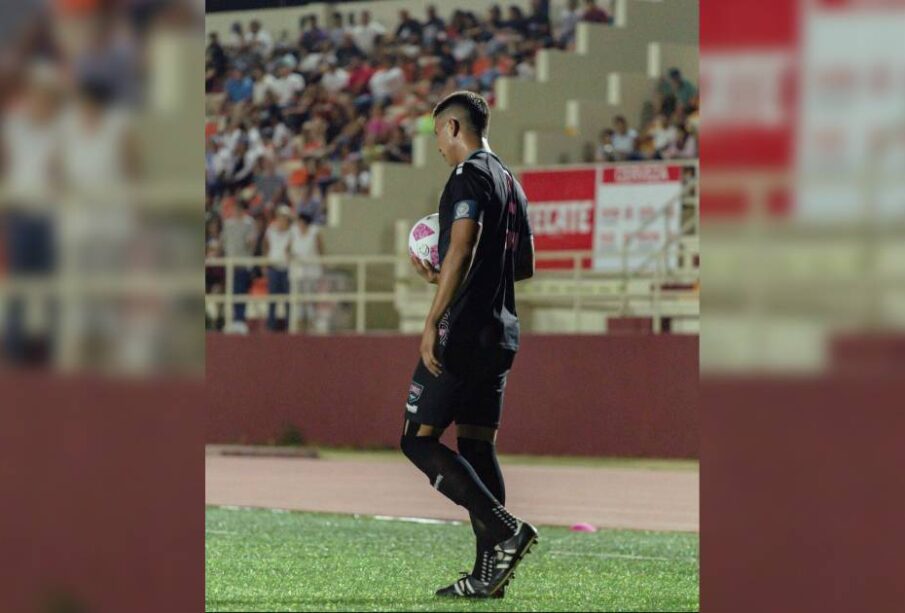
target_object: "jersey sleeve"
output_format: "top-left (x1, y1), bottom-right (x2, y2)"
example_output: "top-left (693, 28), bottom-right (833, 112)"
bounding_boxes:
top-left (447, 165), bottom-right (490, 223)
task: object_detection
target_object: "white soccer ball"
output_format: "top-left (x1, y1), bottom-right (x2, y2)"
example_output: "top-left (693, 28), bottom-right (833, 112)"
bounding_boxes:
top-left (408, 213), bottom-right (441, 271)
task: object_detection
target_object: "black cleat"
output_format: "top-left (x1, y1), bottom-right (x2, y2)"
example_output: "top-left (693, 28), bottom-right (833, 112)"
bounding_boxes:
top-left (485, 520), bottom-right (539, 595)
top-left (435, 573), bottom-right (495, 598)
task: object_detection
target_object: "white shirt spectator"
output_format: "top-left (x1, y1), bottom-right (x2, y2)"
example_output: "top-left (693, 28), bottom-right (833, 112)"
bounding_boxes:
top-left (329, 26), bottom-right (347, 46)
top-left (290, 223), bottom-right (323, 280)
top-left (300, 51), bottom-right (337, 74)
top-left (352, 21), bottom-right (387, 55)
top-left (516, 60), bottom-right (536, 80)
top-left (273, 122), bottom-right (291, 146)
top-left (228, 30), bottom-right (246, 49)
top-left (253, 74), bottom-right (275, 105)
top-left (452, 38), bottom-right (477, 62)
top-left (2, 106), bottom-right (59, 204)
top-left (270, 71), bottom-right (306, 106)
top-left (611, 128), bottom-right (638, 158)
top-left (60, 106), bottom-right (131, 189)
top-left (559, 6), bottom-right (583, 41)
top-left (663, 134), bottom-right (697, 159)
top-left (369, 66), bottom-right (405, 100)
top-left (248, 28), bottom-right (274, 57)
top-left (265, 223), bottom-right (293, 269)
top-left (321, 66), bottom-right (350, 93)
top-left (650, 124), bottom-right (677, 152)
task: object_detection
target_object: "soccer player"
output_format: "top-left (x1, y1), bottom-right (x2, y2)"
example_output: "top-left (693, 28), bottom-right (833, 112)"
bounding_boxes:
top-left (402, 90), bottom-right (537, 599)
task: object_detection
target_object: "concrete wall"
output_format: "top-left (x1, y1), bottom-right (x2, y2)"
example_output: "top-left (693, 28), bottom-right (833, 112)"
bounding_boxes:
top-left (206, 333), bottom-right (699, 457)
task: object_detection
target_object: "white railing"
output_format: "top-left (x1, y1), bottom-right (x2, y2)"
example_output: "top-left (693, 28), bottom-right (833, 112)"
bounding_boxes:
top-left (204, 162), bottom-right (701, 334)
top-left (204, 254), bottom-right (399, 333)
top-left (204, 246), bottom-right (700, 335)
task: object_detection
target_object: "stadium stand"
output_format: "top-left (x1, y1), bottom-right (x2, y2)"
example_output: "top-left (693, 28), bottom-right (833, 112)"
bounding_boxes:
top-left (204, 0), bottom-right (700, 335)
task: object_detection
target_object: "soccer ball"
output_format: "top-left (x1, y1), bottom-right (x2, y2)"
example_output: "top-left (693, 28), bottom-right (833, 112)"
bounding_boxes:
top-left (408, 213), bottom-right (440, 271)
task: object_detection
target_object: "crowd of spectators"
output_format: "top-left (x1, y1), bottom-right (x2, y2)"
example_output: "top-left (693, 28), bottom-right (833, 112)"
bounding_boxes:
top-left (592, 68), bottom-right (699, 163)
top-left (204, 0), bottom-right (617, 223)
top-left (204, 1), bottom-right (619, 331)
top-left (202, 0), bottom-right (704, 332)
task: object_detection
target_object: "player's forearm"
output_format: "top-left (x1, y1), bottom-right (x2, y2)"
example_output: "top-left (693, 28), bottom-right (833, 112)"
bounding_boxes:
top-left (425, 247), bottom-right (471, 327)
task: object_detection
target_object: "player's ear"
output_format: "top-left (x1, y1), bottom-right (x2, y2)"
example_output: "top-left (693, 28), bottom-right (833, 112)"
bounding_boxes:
top-left (449, 117), bottom-right (459, 138)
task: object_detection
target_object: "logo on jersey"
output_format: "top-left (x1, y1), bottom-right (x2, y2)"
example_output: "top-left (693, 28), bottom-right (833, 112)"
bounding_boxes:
top-left (407, 382), bottom-right (424, 407)
top-left (455, 201), bottom-right (471, 220)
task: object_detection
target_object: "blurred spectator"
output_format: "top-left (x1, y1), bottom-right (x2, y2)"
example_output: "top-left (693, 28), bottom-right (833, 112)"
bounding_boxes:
top-left (274, 29), bottom-right (294, 56)
top-left (253, 156), bottom-right (287, 210)
top-left (660, 68), bottom-right (698, 113)
top-left (270, 60), bottom-right (306, 107)
top-left (384, 125), bottom-right (413, 163)
top-left (224, 68), bottom-right (253, 104)
top-left (527, 0), bottom-right (553, 44)
top-left (647, 114), bottom-right (678, 158)
top-left (205, 216), bottom-right (225, 295)
top-left (423, 6), bottom-right (446, 46)
top-left (558, 0), bottom-right (583, 47)
top-left (370, 57), bottom-right (406, 104)
top-left (296, 183), bottom-right (326, 224)
top-left (221, 199), bottom-right (257, 333)
top-left (395, 9), bottom-right (423, 43)
top-left (321, 62), bottom-right (350, 94)
top-left (61, 79), bottom-right (138, 189)
top-left (300, 15), bottom-right (327, 53)
top-left (583, 0), bottom-right (611, 24)
top-left (1, 62), bottom-right (62, 364)
top-left (594, 128), bottom-right (616, 162)
top-left (611, 115), bottom-right (638, 160)
top-left (227, 21), bottom-right (246, 50)
top-left (662, 125), bottom-right (697, 160)
top-left (289, 212), bottom-right (325, 332)
top-left (247, 19), bottom-right (274, 58)
top-left (335, 33), bottom-right (365, 66)
top-left (505, 6), bottom-right (530, 38)
top-left (328, 12), bottom-right (347, 46)
top-left (222, 138), bottom-right (259, 191)
top-left (206, 33), bottom-right (228, 92)
top-left (352, 10), bottom-right (387, 55)
top-left (263, 205), bottom-right (293, 331)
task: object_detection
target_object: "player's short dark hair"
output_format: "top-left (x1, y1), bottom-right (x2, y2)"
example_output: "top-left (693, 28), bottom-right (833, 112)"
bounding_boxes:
top-left (432, 90), bottom-right (490, 137)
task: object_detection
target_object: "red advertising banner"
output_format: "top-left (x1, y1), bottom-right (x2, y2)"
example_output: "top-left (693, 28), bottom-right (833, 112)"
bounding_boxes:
top-left (519, 168), bottom-right (596, 269)
top-left (519, 165), bottom-right (683, 271)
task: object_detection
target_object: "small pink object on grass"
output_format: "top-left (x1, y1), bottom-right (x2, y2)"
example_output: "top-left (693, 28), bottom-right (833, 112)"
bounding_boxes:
top-left (570, 522), bottom-right (598, 533)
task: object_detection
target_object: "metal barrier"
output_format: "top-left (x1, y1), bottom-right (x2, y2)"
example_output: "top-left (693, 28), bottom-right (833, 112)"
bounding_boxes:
top-left (204, 246), bottom-right (700, 334)
top-left (205, 162), bottom-right (701, 334)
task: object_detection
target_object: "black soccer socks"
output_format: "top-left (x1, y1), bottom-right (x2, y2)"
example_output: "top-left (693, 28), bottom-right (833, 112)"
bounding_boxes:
top-left (400, 434), bottom-right (517, 544)
top-left (458, 437), bottom-right (506, 577)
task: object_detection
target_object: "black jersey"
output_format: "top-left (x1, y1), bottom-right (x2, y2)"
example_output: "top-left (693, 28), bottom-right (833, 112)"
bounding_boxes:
top-left (436, 148), bottom-right (532, 355)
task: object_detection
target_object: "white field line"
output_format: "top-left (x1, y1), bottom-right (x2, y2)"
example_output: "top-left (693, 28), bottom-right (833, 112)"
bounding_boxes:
top-left (548, 549), bottom-right (696, 563)
top-left (371, 515), bottom-right (462, 525)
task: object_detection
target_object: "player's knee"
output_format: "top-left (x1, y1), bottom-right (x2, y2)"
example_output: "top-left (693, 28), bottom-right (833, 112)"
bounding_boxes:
top-left (456, 424), bottom-right (498, 445)
top-left (400, 421), bottom-right (442, 462)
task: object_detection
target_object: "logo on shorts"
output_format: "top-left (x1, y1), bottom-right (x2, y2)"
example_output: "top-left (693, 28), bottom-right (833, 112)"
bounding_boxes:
top-left (407, 382), bottom-right (424, 406)
top-left (455, 201), bottom-right (470, 219)
top-left (438, 312), bottom-right (450, 347)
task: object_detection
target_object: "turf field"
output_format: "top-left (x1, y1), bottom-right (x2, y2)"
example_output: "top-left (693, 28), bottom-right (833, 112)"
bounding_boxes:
top-left (206, 506), bottom-right (699, 612)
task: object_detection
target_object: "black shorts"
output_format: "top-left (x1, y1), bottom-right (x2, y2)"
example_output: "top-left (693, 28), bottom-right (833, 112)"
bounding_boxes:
top-left (404, 346), bottom-right (516, 429)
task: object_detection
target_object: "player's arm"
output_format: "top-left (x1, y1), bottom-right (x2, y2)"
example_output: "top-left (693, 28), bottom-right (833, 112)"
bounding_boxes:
top-left (515, 234), bottom-right (535, 281)
top-left (420, 218), bottom-right (480, 376)
top-left (515, 202), bottom-right (535, 281)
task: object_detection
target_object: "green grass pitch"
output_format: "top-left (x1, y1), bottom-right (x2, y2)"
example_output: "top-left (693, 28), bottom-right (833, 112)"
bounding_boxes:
top-left (206, 506), bottom-right (699, 612)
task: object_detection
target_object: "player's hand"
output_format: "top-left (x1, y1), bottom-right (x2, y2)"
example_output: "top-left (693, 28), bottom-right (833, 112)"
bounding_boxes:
top-left (420, 325), bottom-right (442, 377)
top-left (410, 254), bottom-right (439, 284)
